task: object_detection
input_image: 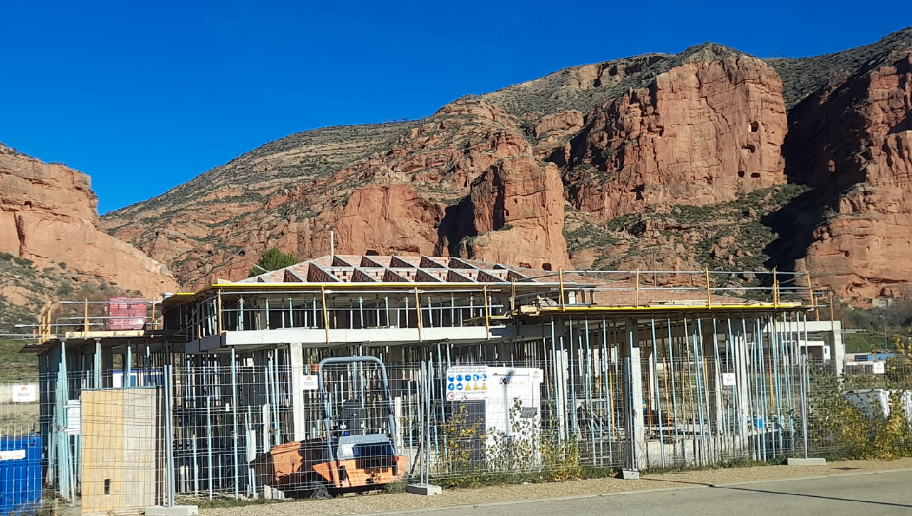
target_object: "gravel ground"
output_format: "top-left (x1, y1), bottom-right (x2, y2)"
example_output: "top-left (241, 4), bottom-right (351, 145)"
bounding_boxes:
top-left (202, 458), bottom-right (912, 516)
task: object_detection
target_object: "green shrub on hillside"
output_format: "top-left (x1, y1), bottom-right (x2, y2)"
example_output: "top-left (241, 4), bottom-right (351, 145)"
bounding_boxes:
top-left (249, 247), bottom-right (299, 276)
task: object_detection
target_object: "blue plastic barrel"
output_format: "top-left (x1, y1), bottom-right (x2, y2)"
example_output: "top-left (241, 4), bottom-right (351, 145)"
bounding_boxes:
top-left (0, 434), bottom-right (42, 515)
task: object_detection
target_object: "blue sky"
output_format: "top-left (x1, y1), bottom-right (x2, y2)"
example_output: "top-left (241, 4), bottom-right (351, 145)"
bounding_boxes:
top-left (1, 1), bottom-right (908, 214)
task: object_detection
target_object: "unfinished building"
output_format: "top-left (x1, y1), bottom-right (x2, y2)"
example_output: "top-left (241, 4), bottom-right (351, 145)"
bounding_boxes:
top-left (18, 255), bottom-right (844, 509)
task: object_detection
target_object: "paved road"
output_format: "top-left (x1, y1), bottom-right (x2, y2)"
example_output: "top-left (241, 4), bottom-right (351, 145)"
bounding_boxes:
top-left (381, 470), bottom-right (912, 516)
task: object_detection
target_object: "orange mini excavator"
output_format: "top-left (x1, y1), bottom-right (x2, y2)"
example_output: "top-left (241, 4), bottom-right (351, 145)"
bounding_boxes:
top-left (252, 356), bottom-right (408, 497)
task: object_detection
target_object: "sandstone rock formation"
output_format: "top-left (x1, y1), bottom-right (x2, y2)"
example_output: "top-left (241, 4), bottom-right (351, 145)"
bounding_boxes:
top-left (95, 28), bottom-right (912, 305)
top-left (103, 97), bottom-right (571, 289)
top-left (568, 54), bottom-right (787, 220)
top-left (334, 184), bottom-right (444, 256)
top-left (458, 156), bottom-right (569, 270)
top-left (786, 50), bottom-right (912, 300)
top-left (0, 143), bottom-right (179, 299)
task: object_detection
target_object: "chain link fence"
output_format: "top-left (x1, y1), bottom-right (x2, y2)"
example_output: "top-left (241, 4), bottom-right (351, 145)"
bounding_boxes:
top-left (6, 333), bottom-right (912, 512)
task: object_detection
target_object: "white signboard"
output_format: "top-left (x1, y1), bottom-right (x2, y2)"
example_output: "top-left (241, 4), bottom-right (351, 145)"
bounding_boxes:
top-left (302, 374), bottom-right (319, 390)
top-left (12, 384), bottom-right (36, 403)
top-left (722, 373), bottom-right (737, 386)
top-left (0, 450), bottom-right (26, 461)
top-left (446, 366), bottom-right (488, 401)
top-left (873, 361), bottom-right (886, 375)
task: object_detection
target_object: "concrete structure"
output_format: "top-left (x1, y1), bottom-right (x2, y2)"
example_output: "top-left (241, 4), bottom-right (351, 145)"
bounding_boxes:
top-left (19, 256), bottom-right (845, 503)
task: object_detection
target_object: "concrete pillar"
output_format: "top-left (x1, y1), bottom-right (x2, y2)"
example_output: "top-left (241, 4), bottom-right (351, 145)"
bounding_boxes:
top-left (829, 320), bottom-right (844, 379)
top-left (288, 343), bottom-right (307, 440)
top-left (622, 318), bottom-right (646, 471)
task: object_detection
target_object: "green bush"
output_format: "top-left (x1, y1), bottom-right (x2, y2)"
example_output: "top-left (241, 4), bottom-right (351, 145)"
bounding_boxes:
top-left (249, 247), bottom-right (299, 277)
top-left (806, 361), bottom-right (912, 460)
top-left (56, 282), bottom-right (74, 297)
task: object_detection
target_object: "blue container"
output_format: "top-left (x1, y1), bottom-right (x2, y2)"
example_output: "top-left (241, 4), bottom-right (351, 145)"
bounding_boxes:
top-left (0, 435), bottom-right (42, 516)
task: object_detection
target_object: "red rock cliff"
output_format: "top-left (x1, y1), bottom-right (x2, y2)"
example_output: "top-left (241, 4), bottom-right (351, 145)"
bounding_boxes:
top-left (569, 54), bottom-right (787, 220)
top-left (460, 156), bottom-right (569, 270)
top-left (0, 143), bottom-right (180, 298)
top-left (788, 51), bottom-right (912, 300)
top-left (334, 184), bottom-right (445, 256)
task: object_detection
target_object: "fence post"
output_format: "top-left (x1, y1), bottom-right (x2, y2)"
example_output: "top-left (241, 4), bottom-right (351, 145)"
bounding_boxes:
top-left (801, 315), bottom-right (810, 459)
top-left (164, 364), bottom-right (176, 508)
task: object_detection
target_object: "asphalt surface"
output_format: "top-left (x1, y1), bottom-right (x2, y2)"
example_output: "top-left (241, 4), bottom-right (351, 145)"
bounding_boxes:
top-left (379, 470), bottom-right (912, 516)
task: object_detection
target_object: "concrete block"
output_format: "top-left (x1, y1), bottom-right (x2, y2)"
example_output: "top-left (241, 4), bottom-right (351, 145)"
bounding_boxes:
top-left (787, 457), bottom-right (827, 466)
top-left (621, 470), bottom-right (640, 480)
top-left (406, 483), bottom-right (442, 495)
top-left (145, 506), bottom-right (199, 516)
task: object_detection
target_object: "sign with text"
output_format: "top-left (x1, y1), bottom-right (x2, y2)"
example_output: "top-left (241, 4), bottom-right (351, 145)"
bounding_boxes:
top-left (0, 450), bottom-right (26, 461)
top-left (446, 366), bottom-right (488, 400)
top-left (873, 361), bottom-right (886, 375)
top-left (722, 373), bottom-right (737, 386)
top-left (302, 374), bottom-right (319, 390)
top-left (11, 384), bottom-right (36, 403)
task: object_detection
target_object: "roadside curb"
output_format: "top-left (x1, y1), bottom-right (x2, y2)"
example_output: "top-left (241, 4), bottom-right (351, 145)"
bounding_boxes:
top-left (711, 466), bottom-right (912, 487)
top-left (356, 467), bottom-right (912, 516)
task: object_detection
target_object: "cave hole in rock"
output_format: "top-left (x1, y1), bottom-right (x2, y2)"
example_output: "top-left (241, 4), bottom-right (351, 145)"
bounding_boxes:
top-left (750, 172), bottom-right (761, 178)
top-left (844, 251), bottom-right (850, 258)
top-left (631, 184), bottom-right (645, 201)
top-left (365, 250), bottom-right (380, 256)
top-left (519, 262), bottom-right (531, 268)
top-left (542, 263), bottom-right (552, 271)
top-left (749, 122), bottom-right (760, 132)
top-left (738, 171), bottom-right (746, 178)
top-left (238, 250), bottom-right (246, 257)
top-left (24, 201), bottom-right (32, 208)
top-left (743, 144), bottom-right (756, 153)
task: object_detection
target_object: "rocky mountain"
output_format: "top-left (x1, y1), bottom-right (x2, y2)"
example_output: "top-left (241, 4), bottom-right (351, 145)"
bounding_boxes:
top-left (100, 27), bottom-right (912, 304)
top-left (0, 143), bottom-right (180, 330)
top-left (770, 42), bottom-right (912, 300)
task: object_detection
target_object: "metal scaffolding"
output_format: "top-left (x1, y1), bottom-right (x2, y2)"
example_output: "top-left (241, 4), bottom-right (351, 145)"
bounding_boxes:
top-left (15, 257), bottom-right (840, 508)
